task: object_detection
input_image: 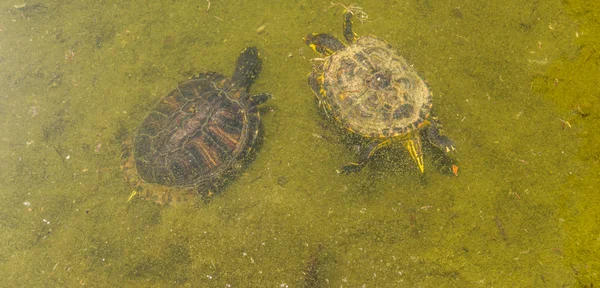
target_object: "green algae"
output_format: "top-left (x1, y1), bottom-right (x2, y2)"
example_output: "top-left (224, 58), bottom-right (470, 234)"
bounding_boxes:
top-left (0, 0), bottom-right (598, 286)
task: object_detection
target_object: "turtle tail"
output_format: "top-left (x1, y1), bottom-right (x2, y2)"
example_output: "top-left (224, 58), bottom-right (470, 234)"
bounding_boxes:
top-left (231, 47), bottom-right (262, 91)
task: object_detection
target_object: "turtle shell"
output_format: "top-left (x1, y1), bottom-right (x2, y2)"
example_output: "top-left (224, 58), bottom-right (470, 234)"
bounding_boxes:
top-left (321, 35), bottom-right (432, 138)
top-left (121, 72), bottom-right (259, 204)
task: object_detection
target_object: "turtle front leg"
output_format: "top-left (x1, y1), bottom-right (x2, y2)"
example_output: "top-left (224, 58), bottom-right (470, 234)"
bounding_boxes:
top-left (425, 116), bottom-right (456, 154)
top-left (343, 11), bottom-right (357, 43)
top-left (308, 71), bottom-right (331, 118)
top-left (249, 93), bottom-right (272, 107)
top-left (338, 3), bottom-right (368, 43)
top-left (339, 139), bottom-right (390, 174)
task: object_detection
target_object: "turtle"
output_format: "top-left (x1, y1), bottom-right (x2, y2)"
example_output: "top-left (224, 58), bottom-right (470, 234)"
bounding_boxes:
top-left (121, 47), bottom-right (271, 204)
top-left (305, 7), bottom-right (456, 174)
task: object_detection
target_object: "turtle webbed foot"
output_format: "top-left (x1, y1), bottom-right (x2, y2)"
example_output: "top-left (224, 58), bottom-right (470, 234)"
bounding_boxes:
top-left (431, 134), bottom-right (456, 154)
top-left (426, 119), bottom-right (456, 154)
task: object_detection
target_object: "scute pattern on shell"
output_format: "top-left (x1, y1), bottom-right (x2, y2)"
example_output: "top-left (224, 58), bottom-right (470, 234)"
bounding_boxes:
top-left (132, 72), bottom-right (254, 188)
top-left (322, 36), bottom-right (432, 138)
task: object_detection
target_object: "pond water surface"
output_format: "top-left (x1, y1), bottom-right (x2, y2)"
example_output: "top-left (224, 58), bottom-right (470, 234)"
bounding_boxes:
top-left (1, 0), bottom-right (599, 286)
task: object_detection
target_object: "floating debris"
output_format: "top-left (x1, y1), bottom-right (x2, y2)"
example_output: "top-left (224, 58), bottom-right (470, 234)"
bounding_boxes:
top-left (256, 24), bottom-right (267, 34)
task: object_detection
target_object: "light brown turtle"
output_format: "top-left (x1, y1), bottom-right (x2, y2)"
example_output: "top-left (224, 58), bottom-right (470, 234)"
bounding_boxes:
top-left (305, 7), bottom-right (455, 174)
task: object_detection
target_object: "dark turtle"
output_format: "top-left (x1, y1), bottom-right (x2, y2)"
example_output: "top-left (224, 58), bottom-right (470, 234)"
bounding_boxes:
top-left (305, 7), bottom-right (456, 174)
top-left (121, 47), bottom-right (271, 204)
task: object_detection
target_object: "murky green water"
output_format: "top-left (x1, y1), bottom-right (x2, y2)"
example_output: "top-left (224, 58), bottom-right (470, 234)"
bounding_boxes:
top-left (1, 0), bottom-right (598, 286)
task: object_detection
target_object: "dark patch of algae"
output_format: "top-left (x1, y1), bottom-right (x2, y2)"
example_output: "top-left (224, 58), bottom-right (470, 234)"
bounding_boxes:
top-left (531, 0), bottom-right (600, 285)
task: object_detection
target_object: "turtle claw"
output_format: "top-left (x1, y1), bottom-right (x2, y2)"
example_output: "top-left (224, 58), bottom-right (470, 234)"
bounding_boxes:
top-left (436, 135), bottom-right (456, 154)
top-left (426, 118), bottom-right (456, 154)
top-left (338, 162), bottom-right (363, 174)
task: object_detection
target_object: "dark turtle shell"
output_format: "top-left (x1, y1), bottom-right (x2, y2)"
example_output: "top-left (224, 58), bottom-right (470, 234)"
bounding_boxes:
top-left (122, 47), bottom-right (270, 204)
top-left (321, 36), bottom-right (432, 138)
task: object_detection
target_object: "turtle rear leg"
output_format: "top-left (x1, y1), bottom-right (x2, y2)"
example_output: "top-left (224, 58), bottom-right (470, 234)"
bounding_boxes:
top-left (403, 134), bottom-right (425, 174)
top-left (426, 116), bottom-right (456, 154)
top-left (339, 139), bottom-right (389, 174)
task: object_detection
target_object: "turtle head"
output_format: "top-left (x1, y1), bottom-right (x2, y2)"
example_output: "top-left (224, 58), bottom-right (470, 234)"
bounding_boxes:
top-left (231, 47), bottom-right (262, 91)
top-left (304, 33), bottom-right (345, 56)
